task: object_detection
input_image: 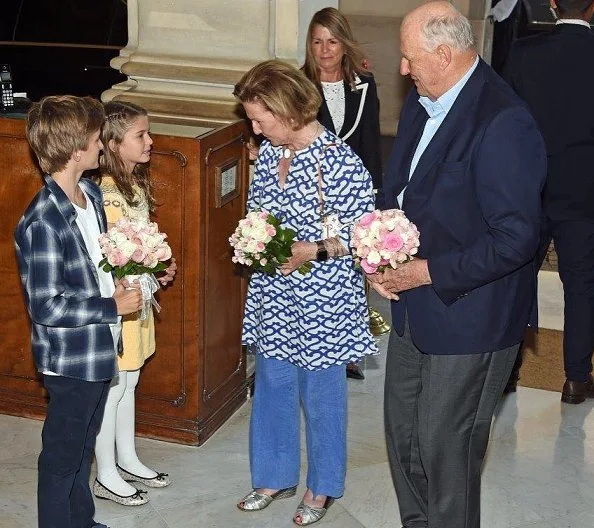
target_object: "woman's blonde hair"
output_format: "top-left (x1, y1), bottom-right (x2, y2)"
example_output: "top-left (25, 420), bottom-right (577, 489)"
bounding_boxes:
top-left (98, 101), bottom-right (155, 212)
top-left (26, 95), bottom-right (104, 174)
top-left (302, 7), bottom-right (368, 88)
top-left (233, 60), bottom-right (321, 130)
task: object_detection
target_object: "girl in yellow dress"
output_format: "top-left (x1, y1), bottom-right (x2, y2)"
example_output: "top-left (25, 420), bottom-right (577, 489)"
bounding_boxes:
top-left (93, 101), bottom-right (176, 506)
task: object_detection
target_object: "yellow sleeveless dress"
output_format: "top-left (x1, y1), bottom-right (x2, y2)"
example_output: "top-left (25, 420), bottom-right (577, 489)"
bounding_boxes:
top-left (100, 176), bottom-right (156, 371)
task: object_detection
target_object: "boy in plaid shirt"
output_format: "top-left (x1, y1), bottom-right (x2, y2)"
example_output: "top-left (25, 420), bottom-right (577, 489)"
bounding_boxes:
top-left (14, 95), bottom-right (142, 528)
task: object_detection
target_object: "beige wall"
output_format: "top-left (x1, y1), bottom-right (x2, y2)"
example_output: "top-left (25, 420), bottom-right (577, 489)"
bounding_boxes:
top-left (340, 0), bottom-right (492, 135)
top-left (340, 0), bottom-right (472, 17)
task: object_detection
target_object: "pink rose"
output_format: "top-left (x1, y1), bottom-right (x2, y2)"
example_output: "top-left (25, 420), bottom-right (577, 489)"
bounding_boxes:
top-left (108, 248), bottom-right (129, 267)
top-left (130, 247), bottom-right (147, 264)
top-left (360, 259), bottom-right (378, 274)
top-left (153, 246), bottom-right (172, 261)
top-left (358, 212), bottom-right (377, 229)
top-left (382, 232), bottom-right (404, 252)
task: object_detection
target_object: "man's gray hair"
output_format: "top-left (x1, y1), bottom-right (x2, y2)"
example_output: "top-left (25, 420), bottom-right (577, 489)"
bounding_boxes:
top-left (422, 11), bottom-right (476, 52)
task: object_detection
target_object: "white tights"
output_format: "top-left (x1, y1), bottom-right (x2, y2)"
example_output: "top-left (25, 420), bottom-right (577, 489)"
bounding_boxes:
top-left (95, 369), bottom-right (157, 495)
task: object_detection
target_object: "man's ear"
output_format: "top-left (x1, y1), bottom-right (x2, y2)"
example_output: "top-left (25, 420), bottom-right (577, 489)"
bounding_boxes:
top-left (73, 151), bottom-right (82, 163)
top-left (436, 44), bottom-right (452, 69)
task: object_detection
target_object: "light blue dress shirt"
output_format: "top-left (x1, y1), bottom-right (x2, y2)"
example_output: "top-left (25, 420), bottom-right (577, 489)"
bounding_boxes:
top-left (398, 56), bottom-right (479, 208)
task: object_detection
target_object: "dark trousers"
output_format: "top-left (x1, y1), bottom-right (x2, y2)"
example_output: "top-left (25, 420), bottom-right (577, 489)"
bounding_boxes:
top-left (38, 375), bottom-right (110, 528)
top-left (510, 218), bottom-right (594, 384)
top-left (543, 219), bottom-right (594, 381)
top-left (385, 323), bottom-right (518, 528)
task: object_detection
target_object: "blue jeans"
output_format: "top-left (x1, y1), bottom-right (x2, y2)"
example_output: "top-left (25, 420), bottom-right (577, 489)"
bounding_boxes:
top-left (250, 354), bottom-right (347, 498)
top-left (38, 375), bottom-right (110, 528)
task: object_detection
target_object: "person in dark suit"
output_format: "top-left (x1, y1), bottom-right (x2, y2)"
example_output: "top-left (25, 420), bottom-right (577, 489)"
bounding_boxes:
top-left (368, 2), bottom-right (546, 527)
top-left (502, 0), bottom-right (594, 404)
top-left (302, 6), bottom-right (383, 381)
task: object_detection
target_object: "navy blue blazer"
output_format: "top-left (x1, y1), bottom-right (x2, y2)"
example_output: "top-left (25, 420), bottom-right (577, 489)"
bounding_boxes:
top-left (377, 59), bottom-right (547, 355)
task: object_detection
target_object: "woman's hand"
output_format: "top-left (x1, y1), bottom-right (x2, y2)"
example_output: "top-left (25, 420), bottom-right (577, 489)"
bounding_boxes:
top-left (157, 257), bottom-right (177, 285)
top-left (246, 138), bottom-right (260, 161)
top-left (279, 241), bottom-right (317, 276)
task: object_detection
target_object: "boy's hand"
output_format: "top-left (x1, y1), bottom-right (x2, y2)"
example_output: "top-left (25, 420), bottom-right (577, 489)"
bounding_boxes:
top-left (113, 283), bottom-right (143, 315)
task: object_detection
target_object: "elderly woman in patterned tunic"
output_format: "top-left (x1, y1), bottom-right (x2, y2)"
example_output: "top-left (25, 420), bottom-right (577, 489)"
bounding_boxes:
top-left (233, 59), bottom-right (377, 526)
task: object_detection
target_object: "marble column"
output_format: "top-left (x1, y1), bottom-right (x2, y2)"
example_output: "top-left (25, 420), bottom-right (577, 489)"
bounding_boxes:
top-left (103, 0), bottom-right (336, 130)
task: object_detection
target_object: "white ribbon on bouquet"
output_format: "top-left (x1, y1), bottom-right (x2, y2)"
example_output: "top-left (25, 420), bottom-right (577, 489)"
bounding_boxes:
top-left (126, 273), bottom-right (161, 320)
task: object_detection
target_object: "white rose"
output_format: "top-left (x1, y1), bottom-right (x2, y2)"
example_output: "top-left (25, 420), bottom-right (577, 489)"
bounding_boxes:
top-left (367, 250), bottom-right (382, 265)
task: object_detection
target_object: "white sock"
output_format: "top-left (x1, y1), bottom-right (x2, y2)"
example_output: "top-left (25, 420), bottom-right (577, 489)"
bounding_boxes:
top-left (115, 369), bottom-right (158, 479)
top-left (95, 372), bottom-right (138, 496)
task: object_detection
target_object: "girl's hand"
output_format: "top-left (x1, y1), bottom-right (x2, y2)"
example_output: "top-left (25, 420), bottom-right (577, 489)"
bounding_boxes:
top-left (279, 241), bottom-right (317, 276)
top-left (157, 257), bottom-right (177, 285)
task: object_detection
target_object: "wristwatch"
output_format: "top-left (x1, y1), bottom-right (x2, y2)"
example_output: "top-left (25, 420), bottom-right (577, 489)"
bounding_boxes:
top-left (316, 240), bottom-right (328, 262)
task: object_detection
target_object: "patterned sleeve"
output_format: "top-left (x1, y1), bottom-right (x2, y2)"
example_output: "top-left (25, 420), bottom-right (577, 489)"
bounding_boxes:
top-left (246, 141), bottom-right (271, 212)
top-left (322, 143), bottom-right (375, 249)
top-left (21, 220), bottom-right (117, 327)
top-left (100, 181), bottom-right (126, 225)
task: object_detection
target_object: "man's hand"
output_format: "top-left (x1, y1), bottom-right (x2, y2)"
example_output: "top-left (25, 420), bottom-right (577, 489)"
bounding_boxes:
top-left (366, 258), bottom-right (431, 300)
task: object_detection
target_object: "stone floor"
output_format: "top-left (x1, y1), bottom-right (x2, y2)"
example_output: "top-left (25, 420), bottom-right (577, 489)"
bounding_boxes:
top-left (1, 293), bottom-right (593, 528)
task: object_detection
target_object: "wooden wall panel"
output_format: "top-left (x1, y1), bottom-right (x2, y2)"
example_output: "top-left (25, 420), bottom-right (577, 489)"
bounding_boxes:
top-left (0, 116), bottom-right (250, 444)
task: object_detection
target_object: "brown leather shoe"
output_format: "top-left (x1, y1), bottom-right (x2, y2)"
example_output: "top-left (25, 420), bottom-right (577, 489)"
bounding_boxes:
top-left (503, 379), bottom-right (518, 394)
top-left (561, 375), bottom-right (594, 404)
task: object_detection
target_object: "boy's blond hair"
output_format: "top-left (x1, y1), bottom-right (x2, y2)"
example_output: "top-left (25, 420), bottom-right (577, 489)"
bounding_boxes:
top-left (26, 95), bottom-right (105, 174)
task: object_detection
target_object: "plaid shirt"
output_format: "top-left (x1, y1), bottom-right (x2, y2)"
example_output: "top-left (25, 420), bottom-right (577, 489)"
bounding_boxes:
top-left (14, 175), bottom-right (119, 381)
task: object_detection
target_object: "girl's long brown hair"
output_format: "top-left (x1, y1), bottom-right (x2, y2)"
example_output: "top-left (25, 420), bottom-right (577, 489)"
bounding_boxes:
top-left (98, 101), bottom-right (156, 212)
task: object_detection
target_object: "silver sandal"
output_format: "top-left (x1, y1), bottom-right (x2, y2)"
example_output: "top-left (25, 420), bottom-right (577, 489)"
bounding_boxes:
top-left (237, 485), bottom-right (298, 511)
top-left (293, 497), bottom-right (334, 526)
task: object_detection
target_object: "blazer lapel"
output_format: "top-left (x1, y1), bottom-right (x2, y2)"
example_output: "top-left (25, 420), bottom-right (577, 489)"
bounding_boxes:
top-left (341, 75), bottom-right (367, 141)
top-left (340, 79), bottom-right (359, 138)
top-left (318, 95), bottom-right (336, 134)
top-left (386, 102), bottom-right (428, 208)
top-left (407, 60), bottom-right (486, 190)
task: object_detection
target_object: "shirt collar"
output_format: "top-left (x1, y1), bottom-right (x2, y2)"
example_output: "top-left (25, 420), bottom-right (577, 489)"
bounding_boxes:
top-left (43, 174), bottom-right (101, 224)
top-left (418, 55), bottom-right (479, 118)
top-left (556, 19), bottom-right (591, 28)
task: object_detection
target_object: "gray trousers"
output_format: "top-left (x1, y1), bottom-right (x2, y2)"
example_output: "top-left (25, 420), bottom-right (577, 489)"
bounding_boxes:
top-left (384, 322), bottom-right (518, 528)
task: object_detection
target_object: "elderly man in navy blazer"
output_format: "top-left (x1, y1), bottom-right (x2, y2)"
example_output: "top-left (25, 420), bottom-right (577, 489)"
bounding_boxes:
top-left (503, 0), bottom-right (594, 403)
top-left (368, 2), bottom-right (546, 527)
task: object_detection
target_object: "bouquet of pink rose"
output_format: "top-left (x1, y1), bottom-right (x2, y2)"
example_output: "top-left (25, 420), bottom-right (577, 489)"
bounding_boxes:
top-left (229, 210), bottom-right (312, 276)
top-left (98, 218), bottom-right (172, 279)
top-left (352, 209), bottom-right (420, 274)
top-left (98, 218), bottom-right (173, 319)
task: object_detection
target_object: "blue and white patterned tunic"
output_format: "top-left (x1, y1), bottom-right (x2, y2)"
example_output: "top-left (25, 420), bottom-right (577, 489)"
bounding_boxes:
top-left (242, 129), bottom-right (378, 370)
